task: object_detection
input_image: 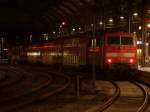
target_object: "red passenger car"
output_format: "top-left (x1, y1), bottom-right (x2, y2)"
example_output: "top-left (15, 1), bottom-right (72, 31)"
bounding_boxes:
top-left (23, 34), bottom-right (91, 67)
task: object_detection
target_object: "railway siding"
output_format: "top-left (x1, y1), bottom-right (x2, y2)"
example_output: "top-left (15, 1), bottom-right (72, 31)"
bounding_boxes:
top-left (134, 69), bottom-right (150, 112)
top-left (103, 81), bottom-right (148, 112)
top-left (0, 66), bottom-right (70, 112)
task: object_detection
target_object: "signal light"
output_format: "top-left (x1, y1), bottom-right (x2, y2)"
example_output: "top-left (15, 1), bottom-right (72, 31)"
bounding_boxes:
top-left (107, 59), bottom-right (112, 63)
top-left (62, 22), bottom-right (65, 25)
top-left (129, 59), bottom-right (134, 63)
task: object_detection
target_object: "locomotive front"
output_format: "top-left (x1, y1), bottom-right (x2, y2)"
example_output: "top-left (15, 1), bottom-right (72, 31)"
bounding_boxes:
top-left (104, 32), bottom-right (138, 72)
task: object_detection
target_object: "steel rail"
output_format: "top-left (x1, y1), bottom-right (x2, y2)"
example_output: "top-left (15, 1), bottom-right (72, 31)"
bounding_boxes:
top-left (0, 70), bottom-right (71, 111)
top-left (97, 81), bottom-right (120, 112)
top-left (85, 81), bottom-right (120, 112)
top-left (130, 81), bottom-right (149, 112)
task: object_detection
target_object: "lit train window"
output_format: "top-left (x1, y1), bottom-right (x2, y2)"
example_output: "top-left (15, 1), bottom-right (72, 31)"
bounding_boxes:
top-left (88, 38), bottom-right (97, 48)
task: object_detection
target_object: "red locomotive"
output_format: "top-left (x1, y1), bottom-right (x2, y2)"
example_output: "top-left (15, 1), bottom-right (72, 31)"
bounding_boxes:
top-left (9, 32), bottom-right (138, 77)
top-left (103, 32), bottom-right (137, 69)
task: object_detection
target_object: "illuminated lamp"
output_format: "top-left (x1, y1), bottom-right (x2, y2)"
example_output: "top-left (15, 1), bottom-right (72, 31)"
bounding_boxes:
top-left (99, 21), bottom-right (103, 25)
top-left (133, 12), bottom-right (138, 16)
top-left (62, 22), bottom-right (65, 25)
top-left (3, 48), bottom-right (8, 51)
top-left (107, 59), bottom-right (112, 63)
top-left (108, 18), bottom-right (113, 23)
top-left (147, 23), bottom-right (150, 28)
top-left (133, 32), bottom-right (136, 34)
top-left (120, 16), bottom-right (124, 20)
top-left (129, 59), bottom-right (134, 63)
top-left (138, 26), bottom-right (142, 30)
top-left (146, 43), bottom-right (149, 46)
top-left (72, 28), bottom-right (75, 31)
top-left (137, 41), bottom-right (142, 45)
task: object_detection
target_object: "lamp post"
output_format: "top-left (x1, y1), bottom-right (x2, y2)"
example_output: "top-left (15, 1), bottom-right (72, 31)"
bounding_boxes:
top-left (142, 22), bottom-right (150, 66)
top-left (1, 37), bottom-right (4, 59)
top-left (91, 16), bottom-right (96, 93)
top-left (129, 12), bottom-right (139, 33)
top-left (59, 21), bottom-right (66, 71)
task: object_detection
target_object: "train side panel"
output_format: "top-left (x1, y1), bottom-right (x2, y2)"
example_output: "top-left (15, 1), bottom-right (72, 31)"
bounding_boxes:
top-left (63, 35), bottom-right (90, 66)
top-left (25, 34), bottom-right (90, 66)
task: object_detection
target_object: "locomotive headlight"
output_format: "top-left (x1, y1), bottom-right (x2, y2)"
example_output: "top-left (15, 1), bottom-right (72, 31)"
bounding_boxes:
top-left (107, 58), bottom-right (112, 63)
top-left (129, 59), bottom-right (134, 63)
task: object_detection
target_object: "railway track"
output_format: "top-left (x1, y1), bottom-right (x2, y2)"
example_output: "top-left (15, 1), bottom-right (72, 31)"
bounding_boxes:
top-left (0, 66), bottom-right (71, 112)
top-left (75, 80), bottom-right (148, 112)
top-left (0, 67), bottom-right (24, 88)
top-left (0, 66), bottom-right (148, 112)
top-left (101, 81), bottom-right (149, 112)
top-left (83, 81), bottom-right (120, 112)
top-left (96, 81), bottom-right (120, 111)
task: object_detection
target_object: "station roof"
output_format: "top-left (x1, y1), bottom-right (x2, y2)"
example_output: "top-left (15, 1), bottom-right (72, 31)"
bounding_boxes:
top-left (0, 0), bottom-right (149, 33)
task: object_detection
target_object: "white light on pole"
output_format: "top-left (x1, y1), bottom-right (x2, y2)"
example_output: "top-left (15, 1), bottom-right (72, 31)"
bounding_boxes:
top-left (99, 21), bottom-right (103, 25)
top-left (146, 42), bottom-right (149, 46)
top-left (138, 26), bottom-right (142, 30)
top-left (120, 16), bottom-right (124, 20)
top-left (147, 23), bottom-right (150, 28)
top-left (72, 28), bottom-right (75, 31)
top-left (62, 22), bottom-right (65, 25)
top-left (108, 18), bottom-right (113, 23)
top-left (133, 12), bottom-right (138, 17)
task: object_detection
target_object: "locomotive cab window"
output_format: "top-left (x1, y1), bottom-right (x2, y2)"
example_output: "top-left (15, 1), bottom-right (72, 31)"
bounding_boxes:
top-left (107, 37), bottom-right (120, 45)
top-left (107, 36), bottom-right (133, 46)
top-left (121, 37), bottom-right (133, 45)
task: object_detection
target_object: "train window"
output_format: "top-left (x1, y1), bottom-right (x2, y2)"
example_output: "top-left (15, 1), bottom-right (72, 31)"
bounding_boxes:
top-left (88, 40), bottom-right (92, 47)
top-left (107, 37), bottom-right (120, 45)
top-left (96, 38), bottom-right (100, 46)
top-left (88, 39), bottom-right (94, 48)
top-left (121, 37), bottom-right (133, 45)
top-left (88, 38), bottom-right (100, 47)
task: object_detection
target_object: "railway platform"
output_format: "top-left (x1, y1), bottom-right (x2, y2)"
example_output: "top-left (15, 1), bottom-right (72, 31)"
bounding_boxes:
top-left (138, 65), bottom-right (150, 72)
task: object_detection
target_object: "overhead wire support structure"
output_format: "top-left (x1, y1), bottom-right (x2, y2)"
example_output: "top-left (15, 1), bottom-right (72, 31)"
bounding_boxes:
top-left (91, 16), bottom-right (96, 93)
top-left (59, 25), bottom-right (64, 71)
